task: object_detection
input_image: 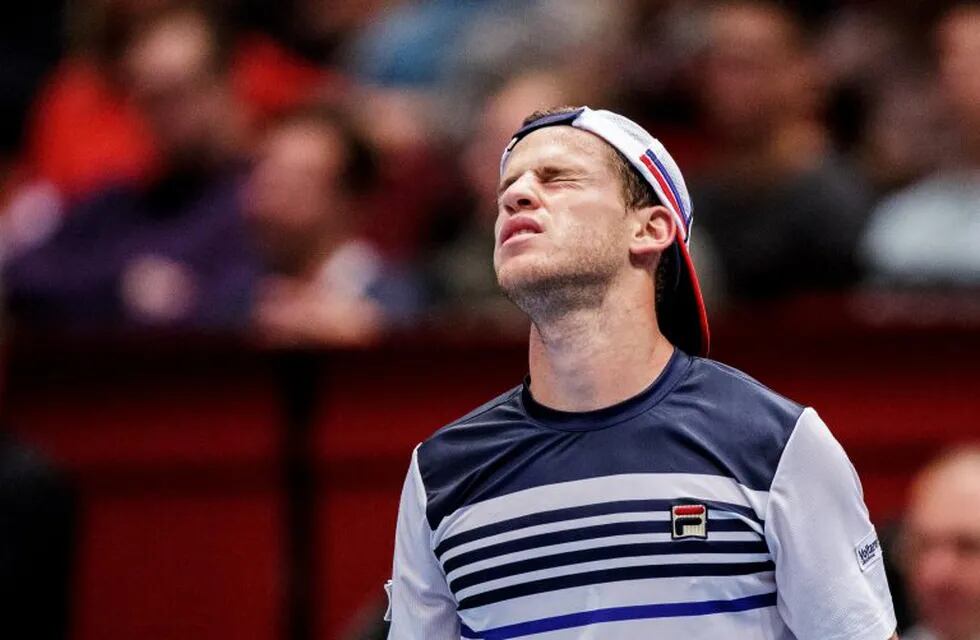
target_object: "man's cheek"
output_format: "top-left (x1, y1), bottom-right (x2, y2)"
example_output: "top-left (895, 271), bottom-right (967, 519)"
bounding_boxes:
top-left (493, 216), bottom-right (505, 242)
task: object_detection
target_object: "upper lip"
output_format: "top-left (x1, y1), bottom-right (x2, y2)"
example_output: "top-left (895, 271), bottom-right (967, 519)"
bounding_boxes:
top-left (499, 216), bottom-right (543, 245)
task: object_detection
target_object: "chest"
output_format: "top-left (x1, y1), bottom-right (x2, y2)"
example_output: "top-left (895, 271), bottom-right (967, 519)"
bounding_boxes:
top-left (432, 472), bottom-right (779, 636)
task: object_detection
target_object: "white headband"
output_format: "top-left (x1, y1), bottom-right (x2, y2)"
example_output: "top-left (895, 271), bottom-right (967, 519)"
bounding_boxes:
top-left (500, 106), bottom-right (694, 244)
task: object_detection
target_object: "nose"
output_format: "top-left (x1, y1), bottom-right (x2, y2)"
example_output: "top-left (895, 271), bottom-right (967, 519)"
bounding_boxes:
top-left (500, 173), bottom-right (541, 215)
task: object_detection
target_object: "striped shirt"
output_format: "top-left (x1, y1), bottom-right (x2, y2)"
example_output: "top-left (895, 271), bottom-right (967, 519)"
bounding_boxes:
top-left (387, 350), bottom-right (896, 639)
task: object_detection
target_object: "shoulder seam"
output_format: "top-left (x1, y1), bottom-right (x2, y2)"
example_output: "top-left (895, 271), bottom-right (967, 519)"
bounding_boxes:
top-left (441, 386), bottom-right (523, 430)
top-left (695, 357), bottom-right (804, 411)
top-left (409, 445), bottom-right (428, 509)
top-left (764, 407), bottom-right (814, 528)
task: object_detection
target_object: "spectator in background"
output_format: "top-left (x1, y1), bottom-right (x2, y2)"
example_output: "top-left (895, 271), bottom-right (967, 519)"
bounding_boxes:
top-left (859, 73), bottom-right (946, 197)
top-left (692, 0), bottom-right (872, 301)
top-left (900, 445), bottom-right (980, 640)
top-left (424, 69), bottom-right (572, 332)
top-left (444, 0), bottom-right (627, 120)
top-left (862, 4), bottom-right (980, 286)
top-left (816, 4), bottom-right (942, 191)
top-left (610, 0), bottom-right (715, 175)
top-left (241, 0), bottom-right (392, 67)
top-left (17, 0), bottom-right (328, 207)
top-left (344, 84), bottom-right (458, 263)
top-left (3, 3), bottom-right (260, 333)
top-left (343, 0), bottom-right (628, 263)
top-left (246, 105), bottom-right (422, 347)
top-left (346, 0), bottom-right (487, 88)
top-left (0, 1), bottom-right (162, 268)
top-left (22, 0), bottom-right (176, 205)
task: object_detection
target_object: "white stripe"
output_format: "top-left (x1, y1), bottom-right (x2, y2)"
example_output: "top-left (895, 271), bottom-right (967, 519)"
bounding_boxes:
top-left (441, 511), bottom-right (667, 563)
top-left (441, 509), bottom-right (751, 564)
top-left (434, 473), bottom-right (769, 545)
top-left (454, 553), bottom-right (772, 603)
top-left (458, 574), bottom-right (779, 632)
top-left (446, 530), bottom-right (763, 582)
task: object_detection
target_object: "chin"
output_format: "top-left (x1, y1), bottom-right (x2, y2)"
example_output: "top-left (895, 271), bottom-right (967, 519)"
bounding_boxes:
top-left (495, 254), bottom-right (553, 294)
top-left (498, 260), bottom-right (613, 320)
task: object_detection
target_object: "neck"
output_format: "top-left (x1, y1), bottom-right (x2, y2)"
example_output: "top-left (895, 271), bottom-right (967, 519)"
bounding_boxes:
top-left (301, 230), bottom-right (347, 280)
top-left (961, 129), bottom-right (980, 169)
top-left (527, 279), bottom-right (674, 412)
top-left (272, 218), bottom-right (348, 280)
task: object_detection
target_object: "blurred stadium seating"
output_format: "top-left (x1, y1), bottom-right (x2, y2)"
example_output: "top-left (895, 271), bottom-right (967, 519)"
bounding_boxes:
top-left (0, 1), bottom-right (977, 638)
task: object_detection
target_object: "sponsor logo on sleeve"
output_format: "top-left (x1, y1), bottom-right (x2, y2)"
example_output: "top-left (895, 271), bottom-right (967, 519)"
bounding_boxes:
top-left (671, 504), bottom-right (708, 539)
top-left (854, 530), bottom-right (883, 572)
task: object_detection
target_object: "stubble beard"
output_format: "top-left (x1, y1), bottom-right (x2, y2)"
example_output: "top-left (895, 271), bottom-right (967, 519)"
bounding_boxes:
top-left (496, 234), bottom-right (622, 326)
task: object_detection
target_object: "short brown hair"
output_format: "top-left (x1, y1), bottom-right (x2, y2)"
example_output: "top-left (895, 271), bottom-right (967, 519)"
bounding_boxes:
top-left (519, 107), bottom-right (674, 302)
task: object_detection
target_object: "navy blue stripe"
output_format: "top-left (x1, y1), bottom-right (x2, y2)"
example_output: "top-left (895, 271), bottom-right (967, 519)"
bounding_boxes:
top-left (509, 109), bottom-right (585, 144)
top-left (450, 539), bottom-right (769, 593)
top-left (435, 498), bottom-right (763, 559)
top-left (645, 149), bottom-right (687, 222)
top-left (460, 591), bottom-right (778, 639)
top-left (457, 561), bottom-right (775, 611)
top-left (442, 518), bottom-right (756, 575)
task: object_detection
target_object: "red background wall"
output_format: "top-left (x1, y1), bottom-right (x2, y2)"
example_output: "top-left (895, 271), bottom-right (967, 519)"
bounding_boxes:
top-left (3, 304), bottom-right (978, 639)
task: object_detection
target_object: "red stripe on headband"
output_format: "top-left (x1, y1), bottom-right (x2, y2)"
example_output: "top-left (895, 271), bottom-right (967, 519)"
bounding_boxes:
top-left (639, 153), bottom-right (686, 239)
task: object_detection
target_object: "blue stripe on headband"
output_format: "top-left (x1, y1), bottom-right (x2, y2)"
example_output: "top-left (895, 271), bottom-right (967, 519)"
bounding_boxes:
top-left (644, 150), bottom-right (688, 225)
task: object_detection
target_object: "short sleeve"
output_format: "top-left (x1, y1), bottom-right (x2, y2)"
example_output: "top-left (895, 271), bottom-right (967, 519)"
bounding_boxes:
top-left (387, 446), bottom-right (460, 640)
top-left (765, 409), bottom-right (897, 640)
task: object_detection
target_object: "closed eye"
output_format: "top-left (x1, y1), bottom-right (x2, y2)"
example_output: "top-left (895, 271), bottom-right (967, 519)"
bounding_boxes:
top-left (543, 176), bottom-right (583, 189)
top-left (537, 166), bottom-right (578, 182)
top-left (496, 165), bottom-right (585, 197)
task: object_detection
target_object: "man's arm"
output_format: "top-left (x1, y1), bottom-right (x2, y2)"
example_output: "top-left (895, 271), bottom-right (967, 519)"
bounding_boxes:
top-left (386, 446), bottom-right (459, 640)
top-left (765, 408), bottom-right (899, 640)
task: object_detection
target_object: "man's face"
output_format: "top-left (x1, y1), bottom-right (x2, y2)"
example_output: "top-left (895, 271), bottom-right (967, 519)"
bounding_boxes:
top-left (245, 120), bottom-right (347, 271)
top-left (124, 12), bottom-right (228, 164)
top-left (904, 460), bottom-right (980, 639)
top-left (494, 127), bottom-right (631, 313)
top-left (938, 7), bottom-right (980, 135)
top-left (247, 121), bottom-right (345, 231)
top-left (702, 4), bottom-right (802, 141)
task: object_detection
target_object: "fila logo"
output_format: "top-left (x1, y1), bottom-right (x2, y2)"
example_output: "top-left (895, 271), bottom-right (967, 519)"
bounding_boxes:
top-left (671, 504), bottom-right (708, 539)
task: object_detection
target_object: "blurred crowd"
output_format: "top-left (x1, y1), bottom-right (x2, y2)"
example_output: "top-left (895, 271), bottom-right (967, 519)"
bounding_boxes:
top-left (899, 446), bottom-right (980, 640)
top-left (1, 0), bottom-right (979, 346)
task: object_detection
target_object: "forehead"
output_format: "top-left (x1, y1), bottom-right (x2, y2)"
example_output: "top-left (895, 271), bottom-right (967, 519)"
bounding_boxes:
top-left (502, 126), bottom-right (616, 176)
top-left (128, 15), bottom-right (213, 81)
top-left (269, 120), bottom-right (341, 151)
top-left (908, 461), bottom-right (980, 527)
top-left (940, 8), bottom-right (980, 52)
top-left (709, 4), bottom-right (798, 55)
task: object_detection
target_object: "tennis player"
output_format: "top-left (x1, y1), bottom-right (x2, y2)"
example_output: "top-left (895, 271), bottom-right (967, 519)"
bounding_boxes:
top-left (385, 106), bottom-right (898, 640)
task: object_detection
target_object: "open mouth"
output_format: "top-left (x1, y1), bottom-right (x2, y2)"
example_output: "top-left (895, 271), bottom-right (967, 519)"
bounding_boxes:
top-left (500, 217), bottom-right (543, 246)
top-left (505, 228), bottom-right (538, 242)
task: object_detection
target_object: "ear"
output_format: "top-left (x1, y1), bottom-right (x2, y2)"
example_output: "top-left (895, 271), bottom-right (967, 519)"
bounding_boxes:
top-left (628, 204), bottom-right (676, 262)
